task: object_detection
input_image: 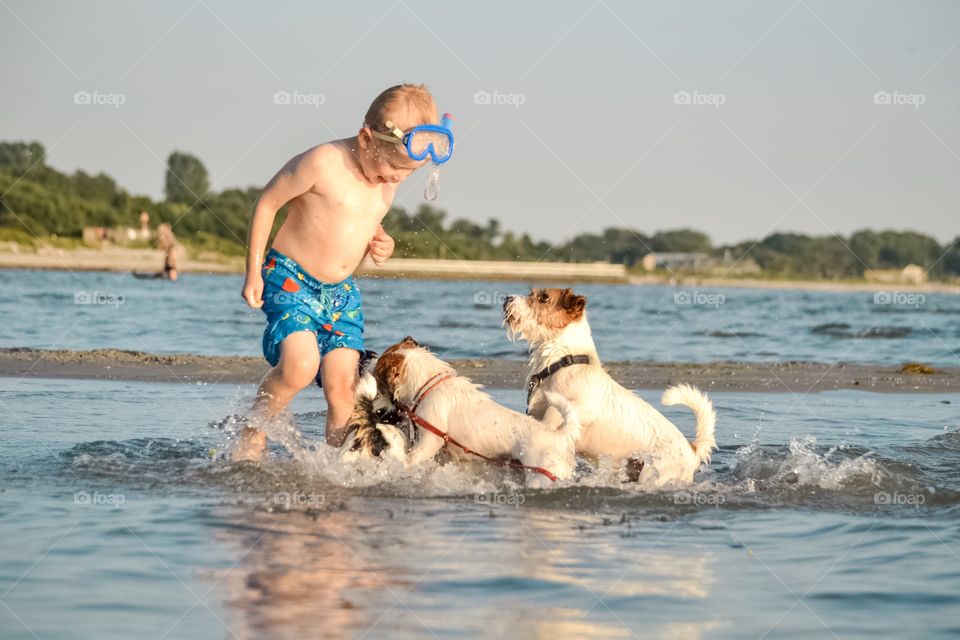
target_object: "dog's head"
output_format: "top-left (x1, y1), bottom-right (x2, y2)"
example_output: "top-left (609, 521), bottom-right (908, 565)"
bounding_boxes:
top-left (373, 336), bottom-right (418, 400)
top-left (503, 287), bottom-right (587, 346)
top-left (373, 336), bottom-right (454, 403)
top-left (342, 360), bottom-right (411, 461)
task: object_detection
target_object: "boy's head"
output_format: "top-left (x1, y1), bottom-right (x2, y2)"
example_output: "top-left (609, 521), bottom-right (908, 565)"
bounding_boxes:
top-left (357, 84), bottom-right (437, 185)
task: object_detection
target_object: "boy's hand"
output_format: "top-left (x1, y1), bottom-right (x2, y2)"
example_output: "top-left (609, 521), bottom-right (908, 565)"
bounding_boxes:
top-left (368, 225), bottom-right (395, 266)
top-left (242, 271), bottom-right (264, 308)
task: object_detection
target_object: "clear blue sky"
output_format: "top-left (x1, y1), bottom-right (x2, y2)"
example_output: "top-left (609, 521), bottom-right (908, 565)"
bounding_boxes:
top-left (1, 0), bottom-right (958, 245)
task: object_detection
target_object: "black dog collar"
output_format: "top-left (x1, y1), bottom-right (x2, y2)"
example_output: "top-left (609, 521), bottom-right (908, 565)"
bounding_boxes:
top-left (526, 354), bottom-right (591, 408)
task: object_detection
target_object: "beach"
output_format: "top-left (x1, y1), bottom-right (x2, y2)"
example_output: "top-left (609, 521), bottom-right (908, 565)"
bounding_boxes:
top-left (3, 347), bottom-right (958, 393)
top-left (2, 245), bottom-right (959, 291)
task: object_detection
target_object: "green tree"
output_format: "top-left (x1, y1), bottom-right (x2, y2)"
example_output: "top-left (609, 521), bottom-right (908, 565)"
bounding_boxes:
top-left (0, 141), bottom-right (45, 175)
top-left (165, 151), bottom-right (210, 205)
top-left (651, 228), bottom-right (712, 253)
top-left (942, 237), bottom-right (960, 276)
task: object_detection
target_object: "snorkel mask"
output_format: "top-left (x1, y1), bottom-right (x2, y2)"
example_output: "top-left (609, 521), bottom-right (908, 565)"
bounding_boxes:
top-left (371, 113), bottom-right (454, 200)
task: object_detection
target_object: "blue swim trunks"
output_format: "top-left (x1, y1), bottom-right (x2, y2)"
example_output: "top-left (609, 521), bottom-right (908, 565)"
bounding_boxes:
top-left (260, 249), bottom-right (364, 366)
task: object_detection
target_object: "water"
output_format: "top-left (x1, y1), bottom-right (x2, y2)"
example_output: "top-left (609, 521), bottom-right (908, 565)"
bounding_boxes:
top-left (1, 376), bottom-right (959, 639)
top-left (1, 269), bottom-right (958, 365)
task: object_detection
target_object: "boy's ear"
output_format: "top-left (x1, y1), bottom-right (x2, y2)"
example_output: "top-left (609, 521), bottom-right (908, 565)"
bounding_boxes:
top-left (357, 125), bottom-right (373, 148)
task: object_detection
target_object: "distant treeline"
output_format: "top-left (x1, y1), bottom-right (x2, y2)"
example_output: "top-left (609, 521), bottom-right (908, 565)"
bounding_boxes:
top-left (1, 140), bottom-right (957, 278)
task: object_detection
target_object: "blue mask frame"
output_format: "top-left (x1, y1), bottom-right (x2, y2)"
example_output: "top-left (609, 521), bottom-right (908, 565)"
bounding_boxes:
top-left (372, 113), bottom-right (454, 165)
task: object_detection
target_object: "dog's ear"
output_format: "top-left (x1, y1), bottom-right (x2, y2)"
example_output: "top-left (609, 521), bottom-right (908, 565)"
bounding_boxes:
top-left (373, 350), bottom-right (406, 398)
top-left (561, 289), bottom-right (587, 318)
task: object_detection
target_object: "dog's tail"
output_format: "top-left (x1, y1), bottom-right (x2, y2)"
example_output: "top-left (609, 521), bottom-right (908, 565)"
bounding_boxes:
top-left (542, 391), bottom-right (582, 441)
top-left (661, 384), bottom-right (717, 464)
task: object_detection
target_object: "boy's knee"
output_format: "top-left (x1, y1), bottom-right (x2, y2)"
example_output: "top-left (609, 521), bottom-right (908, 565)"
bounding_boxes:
top-left (278, 352), bottom-right (320, 390)
top-left (324, 373), bottom-right (357, 406)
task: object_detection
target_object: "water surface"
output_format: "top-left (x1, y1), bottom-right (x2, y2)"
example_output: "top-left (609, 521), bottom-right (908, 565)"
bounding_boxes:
top-left (1, 377), bottom-right (958, 639)
top-left (1, 269), bottom-right (958, 365)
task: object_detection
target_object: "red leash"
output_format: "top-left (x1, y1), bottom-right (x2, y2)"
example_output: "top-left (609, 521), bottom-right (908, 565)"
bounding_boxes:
top-left (396, 371), bottom-right (559, 483)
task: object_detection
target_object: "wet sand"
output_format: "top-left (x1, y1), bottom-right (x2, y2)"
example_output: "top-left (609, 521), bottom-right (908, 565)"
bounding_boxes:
top-left (1, 348), bottom-right (958, 393)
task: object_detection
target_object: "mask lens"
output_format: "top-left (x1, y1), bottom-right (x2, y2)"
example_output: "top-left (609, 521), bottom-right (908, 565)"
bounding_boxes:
top-left (407, 130), bottom-right (452, 161)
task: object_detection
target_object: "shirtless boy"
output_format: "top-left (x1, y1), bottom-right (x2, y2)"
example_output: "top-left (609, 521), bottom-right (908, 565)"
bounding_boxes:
top-left (232, 84), bottom-right (449, 461)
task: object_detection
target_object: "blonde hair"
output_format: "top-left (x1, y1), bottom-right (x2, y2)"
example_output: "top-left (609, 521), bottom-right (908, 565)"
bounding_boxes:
top-left (364, 84), bottom-right (437, 133)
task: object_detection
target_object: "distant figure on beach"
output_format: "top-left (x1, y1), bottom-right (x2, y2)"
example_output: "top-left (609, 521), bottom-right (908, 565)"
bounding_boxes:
top-left (133, 223), bottom-right (181, 281)
top-left (138, 211), bottom-right (151, 240)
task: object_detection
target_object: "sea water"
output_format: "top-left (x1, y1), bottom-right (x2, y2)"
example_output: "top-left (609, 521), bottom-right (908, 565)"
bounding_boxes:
top-left (0, 269), bottom-right (957, 366)
top-left (1, 377), bottom-right (958, 639)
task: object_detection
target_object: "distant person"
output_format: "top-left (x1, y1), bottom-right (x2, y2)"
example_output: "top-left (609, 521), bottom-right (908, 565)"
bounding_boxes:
top-left (133, 222), bottom-right (181, 281)
top-left (231, 83), bottom-right (453, 462)
top-left (138, 211), bottom-right (151, 240)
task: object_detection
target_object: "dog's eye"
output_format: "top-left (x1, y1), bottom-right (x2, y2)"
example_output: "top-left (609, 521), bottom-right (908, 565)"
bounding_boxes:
top-left (538, 293), bottom-right (549, 303)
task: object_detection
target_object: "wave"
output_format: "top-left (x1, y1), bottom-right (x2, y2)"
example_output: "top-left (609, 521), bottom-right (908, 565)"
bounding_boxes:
top-left (52, 425), bottom-right (960, 515)
top-left (811, 323), bottom-right (912, 339)
top-left (705, 330), bottom-right (764, 338)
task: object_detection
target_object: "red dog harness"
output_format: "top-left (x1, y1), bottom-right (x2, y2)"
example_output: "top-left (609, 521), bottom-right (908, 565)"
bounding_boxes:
top-left (395, 371), bottom-right (559, 483)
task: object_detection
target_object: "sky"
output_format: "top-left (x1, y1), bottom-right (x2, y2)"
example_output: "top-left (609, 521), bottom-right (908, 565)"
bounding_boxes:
top-left (1, 0), bottom-right (958, 246)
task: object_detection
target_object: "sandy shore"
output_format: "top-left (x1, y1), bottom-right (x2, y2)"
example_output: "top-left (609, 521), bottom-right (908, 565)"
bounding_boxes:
top-left (628, 274), bottom-right (960, 294)
top-left (1, 348), bottom-right (958, 393)
top-left (3, 246), bottom-right (960, 291)
top-left (0, 247), bottom-right (626, 283)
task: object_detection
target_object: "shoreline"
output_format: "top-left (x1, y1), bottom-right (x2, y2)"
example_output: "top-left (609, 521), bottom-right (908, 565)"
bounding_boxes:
top-left (2, 248), bottom-right (960, 292)
top-left (2, 348), bottom-right (958, 393)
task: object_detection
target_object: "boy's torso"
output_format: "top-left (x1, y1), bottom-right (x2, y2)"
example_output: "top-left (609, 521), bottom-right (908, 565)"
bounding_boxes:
top-left (271, 141), bottom-right (394, 283)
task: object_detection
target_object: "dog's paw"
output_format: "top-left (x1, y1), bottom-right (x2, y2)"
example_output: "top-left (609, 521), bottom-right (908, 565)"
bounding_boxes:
top-left (542, 391), bottom-right (581, 440)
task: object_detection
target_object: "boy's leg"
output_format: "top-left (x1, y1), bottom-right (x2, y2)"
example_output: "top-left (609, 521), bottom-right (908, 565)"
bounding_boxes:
top-left (232, 331), bottom-right (320, 461)
top-left (319, 347), bottom-right (361, 447)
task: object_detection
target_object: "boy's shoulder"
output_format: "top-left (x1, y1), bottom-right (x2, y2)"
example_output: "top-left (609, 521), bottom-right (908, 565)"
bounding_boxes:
top-left (296, 140), bottom-right (349, 170)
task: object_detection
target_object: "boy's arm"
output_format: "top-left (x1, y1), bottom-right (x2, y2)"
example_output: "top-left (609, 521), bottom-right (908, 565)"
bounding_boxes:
top-left (242, 149), bottom-right (329, 308)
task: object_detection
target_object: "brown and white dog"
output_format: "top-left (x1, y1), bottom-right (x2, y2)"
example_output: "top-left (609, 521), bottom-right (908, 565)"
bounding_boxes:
top-left (503, 288), bottom-right (717, 486)
top-left (340, 367), bottom-right (411, 464)
top-left (373, 337), bottom-right (582, 487)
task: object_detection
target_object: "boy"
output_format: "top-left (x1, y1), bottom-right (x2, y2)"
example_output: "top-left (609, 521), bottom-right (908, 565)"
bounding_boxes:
top-left (232, 84), bottom-right (440, 461)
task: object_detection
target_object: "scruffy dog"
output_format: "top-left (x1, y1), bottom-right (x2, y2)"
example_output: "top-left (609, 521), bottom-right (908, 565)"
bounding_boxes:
top-left (504, 288), bottom-right (717, 486)
top-left (340, 359), bottom-right (410, 464)
top-left (373, 337), bottom-right (581, 487)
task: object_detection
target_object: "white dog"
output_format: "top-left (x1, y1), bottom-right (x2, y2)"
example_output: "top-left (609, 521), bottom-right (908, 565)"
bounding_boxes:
top-left (504, 288), bottom-right (717, 486)
top-left (373, 337), bottom-right (582, 487)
